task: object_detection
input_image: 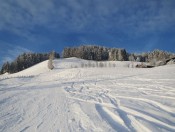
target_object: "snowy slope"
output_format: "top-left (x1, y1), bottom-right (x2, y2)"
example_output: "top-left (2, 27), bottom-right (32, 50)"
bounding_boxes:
top-left (0, 58), bottom-right (175, 132)
top-left (0, 60), bottom-right (49, 78)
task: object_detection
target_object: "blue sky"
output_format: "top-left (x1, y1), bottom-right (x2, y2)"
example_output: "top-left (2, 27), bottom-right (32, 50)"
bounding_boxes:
top-left (0, 0), bottom-right (175, 66)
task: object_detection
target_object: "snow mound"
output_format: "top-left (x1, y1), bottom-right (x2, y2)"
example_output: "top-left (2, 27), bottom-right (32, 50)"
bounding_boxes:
top-left (0, 60), bottom-right (49, 79)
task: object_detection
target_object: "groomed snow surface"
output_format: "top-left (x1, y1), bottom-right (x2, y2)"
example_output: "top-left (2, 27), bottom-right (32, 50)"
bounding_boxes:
top-left (0, 58), bottom-right (175, 132)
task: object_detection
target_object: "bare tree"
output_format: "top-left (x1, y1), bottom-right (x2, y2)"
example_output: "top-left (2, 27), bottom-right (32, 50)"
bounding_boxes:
top-left (81, 63), bottom-right (85, 68)
top-left (95, 62), bottom-right (98, 67)
top-left (48, 51), bottom-right (55, 70)
top-left (88, 61), bottom-right (92, 67)
top-left (99, 62), bottom-right (104, 68)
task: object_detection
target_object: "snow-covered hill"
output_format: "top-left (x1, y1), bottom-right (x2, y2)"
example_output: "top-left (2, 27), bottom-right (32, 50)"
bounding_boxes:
top-left (0, 58), bottom-right (175, 132)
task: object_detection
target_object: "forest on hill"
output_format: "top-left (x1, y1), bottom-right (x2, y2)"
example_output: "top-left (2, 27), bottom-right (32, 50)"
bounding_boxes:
top-left (0, 51), bottom-right (60, 74)
top-left (63, 45), bottom-right (174, 63)
top-left (1, 45), bottom-right (175, 74)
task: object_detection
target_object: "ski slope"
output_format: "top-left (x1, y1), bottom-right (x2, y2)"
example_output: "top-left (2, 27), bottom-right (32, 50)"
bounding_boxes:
top-left (0, 58), bottom-right (175, 132)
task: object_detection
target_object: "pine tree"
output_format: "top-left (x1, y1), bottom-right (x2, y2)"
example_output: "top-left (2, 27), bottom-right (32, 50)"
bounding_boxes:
top-left (0, 62), bottom-right (10, 74)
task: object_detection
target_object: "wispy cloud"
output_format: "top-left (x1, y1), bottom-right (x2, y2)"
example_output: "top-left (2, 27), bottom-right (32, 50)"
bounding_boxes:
top-left (0, 0), bottom-right (175, 57)
top-left (0, 0), bottom-right (174, 37)
top-left (7, 46), bottom-right (31, 58)
top-left (1, 43), bottom-right (31, 65)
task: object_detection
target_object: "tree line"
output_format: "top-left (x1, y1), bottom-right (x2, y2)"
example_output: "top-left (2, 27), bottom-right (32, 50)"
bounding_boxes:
top-left (1, 45), bottom-right (175, 74)
top-left (62, 45), bottom-right (128, 61)
top-left (0, 51), bottom-right (59, 74)
top-left (62, 45), bottom-right (174, 63)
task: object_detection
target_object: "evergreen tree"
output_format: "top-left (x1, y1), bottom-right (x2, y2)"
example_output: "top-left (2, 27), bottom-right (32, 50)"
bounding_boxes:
top-left (0, 52), bottom-right (60, 74)
top-left (0, 62), bottom-right (10, 74)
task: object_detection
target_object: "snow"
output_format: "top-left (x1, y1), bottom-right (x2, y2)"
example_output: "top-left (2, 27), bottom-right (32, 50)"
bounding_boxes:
top-left (0, 58), bottom-right (175, 132)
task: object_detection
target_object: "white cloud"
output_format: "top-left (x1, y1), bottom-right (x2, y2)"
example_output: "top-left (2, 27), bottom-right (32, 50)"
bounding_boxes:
top-left (1, 45), bottom-right (32, 64)
top-left (0, 0), bottom-right (174, 37)
top-left (7, 46), bottom-right (31, 57)
top-left (2, 56), bottom-right (13, 63)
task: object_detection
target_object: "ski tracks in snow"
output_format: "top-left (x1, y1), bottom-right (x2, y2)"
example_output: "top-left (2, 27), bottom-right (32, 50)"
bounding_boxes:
top-left (1, 60), bottom-right (175, 132)
top-left (63, 68), bottom-right (175, 132)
